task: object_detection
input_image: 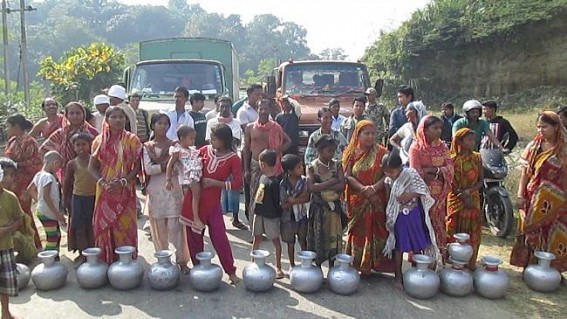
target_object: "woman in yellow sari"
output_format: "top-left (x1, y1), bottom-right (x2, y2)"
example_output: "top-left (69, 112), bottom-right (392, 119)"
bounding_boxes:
top-left (343, 120), bottom-right (395, 275)
top-left (88, 107), bottom-right (142, 263)
top-left (446, 128), bottom-right (483, 269)
top-left (511, 111), bottom-right (567, 272)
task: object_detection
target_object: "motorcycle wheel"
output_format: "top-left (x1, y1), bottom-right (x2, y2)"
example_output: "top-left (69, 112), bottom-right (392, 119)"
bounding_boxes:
top-left (484, 193), bottom-right (515, 238)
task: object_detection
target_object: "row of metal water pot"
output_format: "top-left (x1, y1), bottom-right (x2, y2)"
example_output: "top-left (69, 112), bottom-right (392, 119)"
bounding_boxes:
top-left (403, 233), bottom-right (563, 300)
top-left (16, 246), bottom-right (361, 295)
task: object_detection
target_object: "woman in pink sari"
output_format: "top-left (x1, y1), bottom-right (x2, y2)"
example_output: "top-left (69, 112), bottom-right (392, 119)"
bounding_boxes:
top-left (40, 102), bottom-right (99, 183)
top-left (181, 123), bottom-right (242, 284)
top-left (409, 115), bottom-right (454, 258)
top-left (88, 107), bottom-right (142, 263)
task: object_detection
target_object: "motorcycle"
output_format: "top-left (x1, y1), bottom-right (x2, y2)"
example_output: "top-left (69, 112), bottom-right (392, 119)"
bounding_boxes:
top-left (480, 148), bottom-right (515, 238)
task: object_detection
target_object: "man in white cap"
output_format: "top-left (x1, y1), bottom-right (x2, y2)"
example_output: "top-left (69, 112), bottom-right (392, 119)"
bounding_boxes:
top-left (161, 86), bottom-right (194, 141)
top-left (364, 87), bottom-right (390, 144)
top-left (108, 84), bottom-right (137, 134)
top-left (92, 94), bottom-right (110, 132)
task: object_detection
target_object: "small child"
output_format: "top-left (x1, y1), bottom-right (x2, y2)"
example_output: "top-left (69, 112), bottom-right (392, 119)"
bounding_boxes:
top-left (27, 150), bottom-right (66, 251)
top-left (252, 149), bottom-right (284, 279)
top-left (0, 158), bottom-right (24, 319)
top-left (166, 125), bottom-right (203, 232)
top-left (306, 135), bottom-right (345, 267)
top-left (280, 154), bottom-right (309, 268)
top-left (63, 132), bottom-right (96, 263)
top-left (382, 150), bottom-right (440, 290)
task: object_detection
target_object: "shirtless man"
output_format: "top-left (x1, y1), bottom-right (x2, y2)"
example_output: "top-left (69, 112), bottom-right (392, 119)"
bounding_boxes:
top-left (29, 97), bottom-right (64, 139)
top-left (243, 99), bottom-right (291, 221)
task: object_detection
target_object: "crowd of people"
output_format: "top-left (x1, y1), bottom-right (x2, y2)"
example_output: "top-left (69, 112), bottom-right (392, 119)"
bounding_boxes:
top-left (0, 81), bottom-right (566, 318)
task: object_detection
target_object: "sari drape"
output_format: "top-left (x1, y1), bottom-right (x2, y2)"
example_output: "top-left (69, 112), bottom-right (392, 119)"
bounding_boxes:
top-left (447, 128), bottom-right (482, 269)
top-left (92, 126), bottom-right (142, 263)
top-left (343, 120), bottom-right (395, 274)
top-left (409, 115), bottom-right (454, 256)
top-left (511, 112), bottom-right (567, 271)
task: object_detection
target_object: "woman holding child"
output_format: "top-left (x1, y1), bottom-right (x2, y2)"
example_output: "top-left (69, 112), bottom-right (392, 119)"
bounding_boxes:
top-left (343, 120), bottom-right (395, 275)
top-left (180, 123), bottom-right (242, 284)
top-left (143, 113), bottom-right (190, 273)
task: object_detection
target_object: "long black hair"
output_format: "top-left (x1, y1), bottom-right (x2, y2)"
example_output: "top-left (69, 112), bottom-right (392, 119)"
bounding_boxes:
top-left (210, 123), bottom-right (234, 151)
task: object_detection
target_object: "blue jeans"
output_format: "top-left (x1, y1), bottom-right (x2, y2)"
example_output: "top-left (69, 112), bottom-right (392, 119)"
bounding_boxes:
top-left (221, 189), bottom-right (240, 220)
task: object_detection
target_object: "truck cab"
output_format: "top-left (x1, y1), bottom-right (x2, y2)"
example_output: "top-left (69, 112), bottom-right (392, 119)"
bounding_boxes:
top-left (266, 60), bottom-right (382, 154)
top-left (125, 59), bottom-right (224, 114)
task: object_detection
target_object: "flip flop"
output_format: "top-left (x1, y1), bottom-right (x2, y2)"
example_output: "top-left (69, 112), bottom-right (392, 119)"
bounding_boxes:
top-left (276, 270), bottom-right (285, 279)
top-left (232, 220), bottom-right (248, 230)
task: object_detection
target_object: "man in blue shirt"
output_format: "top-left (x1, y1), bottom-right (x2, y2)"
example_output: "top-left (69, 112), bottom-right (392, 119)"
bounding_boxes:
top-left (389, 85), bottom-right (414, 138)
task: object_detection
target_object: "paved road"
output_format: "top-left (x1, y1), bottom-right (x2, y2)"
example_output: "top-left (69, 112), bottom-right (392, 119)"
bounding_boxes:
top-left (7, 196), bottom-right (546, 319)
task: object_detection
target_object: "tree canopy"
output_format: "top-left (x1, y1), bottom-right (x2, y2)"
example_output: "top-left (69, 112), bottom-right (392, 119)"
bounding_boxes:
top-left (0, 0), bottom-right (345, 86)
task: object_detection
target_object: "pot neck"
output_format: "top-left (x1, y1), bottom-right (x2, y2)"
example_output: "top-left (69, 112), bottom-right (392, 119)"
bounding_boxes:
top-left (86, 255), bottom-right (99, 264)
top-left (538, 259), bottom-right (552, 268)
top-left (41, 255), bottom-right (56, 266)
top-left (157, 255), bottom-right (171, 264)
top-left (118, 252), bottom-right (133, 263)
top-left (451, 263), bottom-right (466, 270)
top-left (254, 256), bottom-right (267, 266)
top-left (484, 265), bottom-right (499, 272)
top-left (300, 257), bottom-right (314, 267)
top-left (415, 262), bottom-right (430, 270)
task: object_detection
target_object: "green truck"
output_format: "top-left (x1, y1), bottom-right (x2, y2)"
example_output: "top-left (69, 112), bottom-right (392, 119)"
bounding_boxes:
top-left (123, 37), bottom-right (239, 113)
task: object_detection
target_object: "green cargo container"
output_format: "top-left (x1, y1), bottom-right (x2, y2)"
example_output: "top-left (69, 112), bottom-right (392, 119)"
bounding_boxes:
top-left (124, 37), bottom-right (239, 113)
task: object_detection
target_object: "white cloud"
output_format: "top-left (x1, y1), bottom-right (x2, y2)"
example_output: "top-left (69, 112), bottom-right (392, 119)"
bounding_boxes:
top-left (119, 0), bottom-right (431, 59)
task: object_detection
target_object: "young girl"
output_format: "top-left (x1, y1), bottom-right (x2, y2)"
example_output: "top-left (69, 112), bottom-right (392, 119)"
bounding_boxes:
top-left (166, 125), bottom-right (203, 232)
top-left (63, 132), bottom-right (97, 262)
top-left (306, 134), bottom-right (346, 267)
top-left (144, 114), bottom-right (190, 273)
top-left (28, 151), bottom-right (66, 251)
top-left (382, 150), bottom-right (440, 289)
top-left (280, 154), bottom-right (309, 268)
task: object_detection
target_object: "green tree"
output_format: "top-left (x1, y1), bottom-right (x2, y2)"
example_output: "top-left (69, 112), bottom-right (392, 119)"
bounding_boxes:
top-left (318, 48), bottom-right (347, 60)
top-left (37, 43), bottom-right (125, 104)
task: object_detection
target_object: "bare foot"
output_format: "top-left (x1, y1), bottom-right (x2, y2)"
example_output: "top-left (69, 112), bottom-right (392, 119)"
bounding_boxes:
top-left (229, 274), bottom-right (240, 285)
top-left (179, 265), bottom-right (191, 275)
top-left (394, 279), bottom-right (404, 291)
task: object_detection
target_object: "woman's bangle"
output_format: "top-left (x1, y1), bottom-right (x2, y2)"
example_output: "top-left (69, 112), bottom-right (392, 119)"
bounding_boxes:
top-left (97, 178), bottom-right (105, 186)
top-left (225, 181), bottom-right (231, 190)
top-left (436, 167), bottom-right (440, 175)
top-left (120, 178), bottom-right (127, 187)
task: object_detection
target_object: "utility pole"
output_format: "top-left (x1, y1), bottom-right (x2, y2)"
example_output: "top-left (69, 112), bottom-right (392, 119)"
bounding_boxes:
top-left (2, 1), bottom-right (36, 108)
top-left (1, 0), bottom-right (8, 95)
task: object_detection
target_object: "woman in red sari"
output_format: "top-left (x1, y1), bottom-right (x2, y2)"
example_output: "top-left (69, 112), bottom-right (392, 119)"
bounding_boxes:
top-left (446, 128), bottom-right (483, 269)
top-left (181, 123), bottom-right (242, 284)
top-left (29, 97), bottom-right (64, 140)
top-left (5, 114), bottom-right (43, 249)
top-left (409, 115), bottom-right (454, 259)
top-left (88, 107), bottom-right (142, 263)
top-left (343, 120), bottom-right (395, 275)
top-left (40, 102), bottom-right (99, 183)
top-left (511, 111), bottom-right (567, 272)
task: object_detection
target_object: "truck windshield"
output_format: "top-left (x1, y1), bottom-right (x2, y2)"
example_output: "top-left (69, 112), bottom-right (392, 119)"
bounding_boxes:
top-left (283, 63), bottom-right (370, 96)
top-left (132, 62), bottom-right (223, 96)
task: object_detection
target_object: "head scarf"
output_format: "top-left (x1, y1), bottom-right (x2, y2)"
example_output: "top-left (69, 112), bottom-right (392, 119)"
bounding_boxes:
top-left (450, 128), bottom-right (474, 159)
top-left (342, 119), bottom-right (375, 167)
top-left (415, 115), bottom-right (444, 151)
top-left (522, 111), bottom-right (567, 172)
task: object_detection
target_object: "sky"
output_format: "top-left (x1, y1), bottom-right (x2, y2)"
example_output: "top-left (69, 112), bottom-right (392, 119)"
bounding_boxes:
top-left (119, 0), bottom-right (432, 60)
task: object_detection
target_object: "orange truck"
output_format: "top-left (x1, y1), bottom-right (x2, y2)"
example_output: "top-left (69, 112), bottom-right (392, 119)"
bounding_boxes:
top-left (265, 60), bottom-right (383, 155)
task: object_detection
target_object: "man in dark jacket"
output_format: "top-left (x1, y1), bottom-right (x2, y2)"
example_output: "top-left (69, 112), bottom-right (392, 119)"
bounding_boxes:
top-left (441, 102), bottom-right (462, 146)
top-left (482, 100), bottom-right (519, 151)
